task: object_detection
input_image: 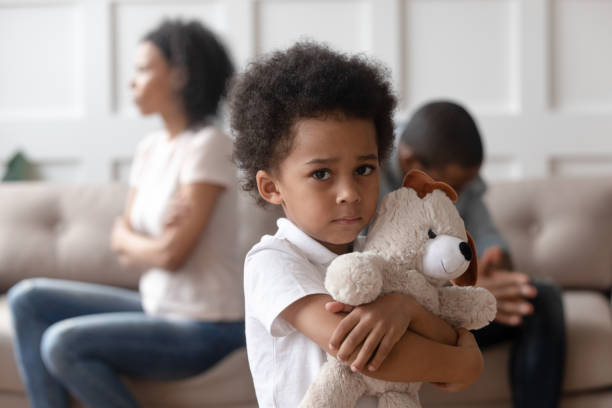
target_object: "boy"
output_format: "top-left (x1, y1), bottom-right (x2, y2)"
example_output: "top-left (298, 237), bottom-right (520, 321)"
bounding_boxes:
top-left (382, 100), bottom-right (565, 408)
top-left (231, 44), bottom-right (484, 407)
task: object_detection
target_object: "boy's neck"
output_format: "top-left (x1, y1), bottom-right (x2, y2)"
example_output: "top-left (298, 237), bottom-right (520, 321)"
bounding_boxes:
top-left (319, 240), bottom-right (353, 255)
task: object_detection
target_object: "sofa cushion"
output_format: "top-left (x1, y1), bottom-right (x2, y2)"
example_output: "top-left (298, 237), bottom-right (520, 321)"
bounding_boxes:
top-left (0, 183), bottom-right (135, 292)
top-left (0, 183), bottom-right (280, 293)
top-left (486, 177), bottom-right (612, 290)
top-left (421, 290), bottom-right (612, 404)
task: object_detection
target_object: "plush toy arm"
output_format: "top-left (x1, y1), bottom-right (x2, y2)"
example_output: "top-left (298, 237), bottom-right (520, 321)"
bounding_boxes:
top-left (438, 286), bottom-right (497, 330)
top-left (325, 252), bottom-right (384, 306)
top-left (385, 268), bottom-right (441, 315)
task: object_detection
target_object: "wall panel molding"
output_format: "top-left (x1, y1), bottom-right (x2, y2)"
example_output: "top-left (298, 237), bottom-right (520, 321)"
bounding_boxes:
top-left (1, 0), bottom-right (611, 182)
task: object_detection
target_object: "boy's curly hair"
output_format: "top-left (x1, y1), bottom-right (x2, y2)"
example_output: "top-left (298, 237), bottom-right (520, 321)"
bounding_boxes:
top-left (230, 41), bottom-right (397, 205)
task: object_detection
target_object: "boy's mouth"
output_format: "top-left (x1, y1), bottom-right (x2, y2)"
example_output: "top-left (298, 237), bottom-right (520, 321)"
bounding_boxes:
top-left (332, 216), bottom-right (362, 225)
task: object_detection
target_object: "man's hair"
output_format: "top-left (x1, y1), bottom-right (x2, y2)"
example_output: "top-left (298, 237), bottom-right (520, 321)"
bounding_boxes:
top-left (400, 100), bottom-right (483, 169)
top-left (230, 41), bottom-right (397, 205)
top-left (144, 19), bottom-right (234, 128)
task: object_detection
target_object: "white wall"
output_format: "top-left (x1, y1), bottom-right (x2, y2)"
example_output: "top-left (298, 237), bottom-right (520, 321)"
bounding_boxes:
top-left (1, 0), bottom-right (611, 183)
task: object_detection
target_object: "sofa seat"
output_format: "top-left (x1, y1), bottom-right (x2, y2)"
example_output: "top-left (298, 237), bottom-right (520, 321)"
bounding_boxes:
top-left (0, 295), bottom-right (257, 408)
top-left (421, 291), bottom-right (612, 406)
top-left (2, 177), bottom-right (612, 407)
top-left (3, 291), bottom-right (611, 407)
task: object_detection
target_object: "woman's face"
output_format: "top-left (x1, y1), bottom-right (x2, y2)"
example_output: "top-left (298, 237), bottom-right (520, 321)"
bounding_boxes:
top-left (130, 41), bottom-right (176, 116)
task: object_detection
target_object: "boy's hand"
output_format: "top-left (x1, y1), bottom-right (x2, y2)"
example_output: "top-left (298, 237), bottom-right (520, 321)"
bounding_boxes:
top-left (325, 301), bottom-right (355, 314)
top-left (477, 246), bottom-right (537, 326)
top-left (327, 292), bottom-right (418, 373)
top-left (430, 328), bottom-right (483, 392)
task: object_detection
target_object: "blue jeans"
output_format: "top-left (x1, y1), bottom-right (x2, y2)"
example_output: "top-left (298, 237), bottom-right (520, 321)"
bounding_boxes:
top-left (473, 279), bottom-right (565, 408)
top-left (8, 278), bottom-right (245, 408)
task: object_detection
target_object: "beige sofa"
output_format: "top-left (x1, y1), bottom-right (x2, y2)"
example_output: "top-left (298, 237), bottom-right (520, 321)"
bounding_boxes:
top-left (1, 177), bottom-right (611, 407)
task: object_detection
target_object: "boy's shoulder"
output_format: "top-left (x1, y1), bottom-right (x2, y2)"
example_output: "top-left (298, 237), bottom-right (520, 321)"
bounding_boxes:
top-left (246, 232), bottom-right (310, 267)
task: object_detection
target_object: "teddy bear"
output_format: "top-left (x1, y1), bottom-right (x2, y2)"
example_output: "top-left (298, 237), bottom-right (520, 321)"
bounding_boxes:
top-left (299, 169), bottom-right (497, 408)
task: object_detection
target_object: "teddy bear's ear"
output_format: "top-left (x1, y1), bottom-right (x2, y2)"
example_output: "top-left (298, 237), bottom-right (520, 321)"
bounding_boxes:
top-left (451, 232), bottom-right (478, 287)
top-left (401, 169), bottom-right (458, 202)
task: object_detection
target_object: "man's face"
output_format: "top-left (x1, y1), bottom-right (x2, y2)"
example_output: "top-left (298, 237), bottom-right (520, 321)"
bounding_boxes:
top-left (422, 163), bottom-right (480, 194)
top-left (397, 148), bottom-right (480, 194)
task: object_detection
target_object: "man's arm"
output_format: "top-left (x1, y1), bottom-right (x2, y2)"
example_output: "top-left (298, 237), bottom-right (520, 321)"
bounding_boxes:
top-left (460, 180), bottom-right (538, 326)
top-left (460, 190), bottom-right (509, 259)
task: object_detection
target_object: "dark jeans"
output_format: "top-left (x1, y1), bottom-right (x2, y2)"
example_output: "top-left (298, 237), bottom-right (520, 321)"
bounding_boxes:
top-left (473, 280), bottom-right (565, 408)
top-left (8, 278), bottom-right (246, 408)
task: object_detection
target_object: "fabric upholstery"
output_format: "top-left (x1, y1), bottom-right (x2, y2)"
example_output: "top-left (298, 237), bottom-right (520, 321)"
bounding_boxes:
top-left (0, 177), bottom-right (611, 406)
top-left (485, 177), bottom-right (612, 290)
top-left (0, 183), bottom-right (133, 292)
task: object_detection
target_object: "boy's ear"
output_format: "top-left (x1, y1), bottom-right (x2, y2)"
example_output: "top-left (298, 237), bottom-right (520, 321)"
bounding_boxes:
top-left (397, 144), bottom-right (424, 174)
top-left (256, 170), bottom-right (283, 205)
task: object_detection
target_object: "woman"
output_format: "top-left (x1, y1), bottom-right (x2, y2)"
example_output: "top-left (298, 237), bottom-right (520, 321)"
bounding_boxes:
top-left (8, 20), bottom-right (243, 408)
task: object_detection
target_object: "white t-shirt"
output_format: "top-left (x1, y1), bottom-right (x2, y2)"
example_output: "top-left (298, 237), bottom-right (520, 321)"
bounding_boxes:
top-left (244, 218), bottom-right (376, 407)
top-left (129, 126), bottom-right (243, 321)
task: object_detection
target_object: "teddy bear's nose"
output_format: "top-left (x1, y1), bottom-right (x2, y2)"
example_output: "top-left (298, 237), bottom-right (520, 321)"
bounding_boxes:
top-left (459, 242), bottom-right (472, 261)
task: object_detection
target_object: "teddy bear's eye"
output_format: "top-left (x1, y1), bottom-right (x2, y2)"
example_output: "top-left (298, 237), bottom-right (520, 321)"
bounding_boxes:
top-left (428, 229), bottom-right (437, 239)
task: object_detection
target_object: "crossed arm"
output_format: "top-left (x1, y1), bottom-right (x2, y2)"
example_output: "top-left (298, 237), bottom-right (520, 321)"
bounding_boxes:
top-left (280, 292), bottom-right (483, 386)
top-left (110, 183), bottom-right (224, 271)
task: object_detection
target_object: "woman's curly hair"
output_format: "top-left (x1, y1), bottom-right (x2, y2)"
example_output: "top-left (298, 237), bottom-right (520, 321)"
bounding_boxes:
top-left (230, 41), bottom-right (397, 205)
top-left (144, 19), bottom-right (234, 128)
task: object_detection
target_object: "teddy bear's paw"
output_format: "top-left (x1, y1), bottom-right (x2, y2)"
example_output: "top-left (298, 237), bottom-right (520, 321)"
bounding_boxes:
top-left (468, 287), bottom-right (497, 329)
top-left (444, 287), bottom-right (497, 330)
top-left (325, 252), bottom-right (383, 305)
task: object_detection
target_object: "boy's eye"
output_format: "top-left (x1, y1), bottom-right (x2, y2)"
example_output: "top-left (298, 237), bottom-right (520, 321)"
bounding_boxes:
top-left (356, 165), bottom-right (375, 176)
top-left (312, 169), bottom-right (331, 180)
top-left (428, 229), bottom-right (437, 239)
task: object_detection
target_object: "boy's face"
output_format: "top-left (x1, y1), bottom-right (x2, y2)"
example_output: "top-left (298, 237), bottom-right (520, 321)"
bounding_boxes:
top-left (258, 117), bottom-right (380, 254)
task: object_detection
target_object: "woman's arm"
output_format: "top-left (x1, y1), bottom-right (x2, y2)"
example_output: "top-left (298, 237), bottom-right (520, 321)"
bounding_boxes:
top-left (281, 294), bottom-right (483, 385)
top-left (110, 183), bottom-right (224, 271)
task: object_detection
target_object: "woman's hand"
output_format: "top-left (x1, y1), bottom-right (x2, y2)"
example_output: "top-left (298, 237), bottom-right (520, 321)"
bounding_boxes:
top-left (110, 217), bottom-right (128, 253)
top-left (430, 328), bottom-right (483, 392)
top-left (327, 292), bottom-right (420, 373)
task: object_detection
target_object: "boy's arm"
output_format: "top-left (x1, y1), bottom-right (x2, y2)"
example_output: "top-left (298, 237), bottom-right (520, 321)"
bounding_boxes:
top-left (281, 293), bottom-right (483, 385)
top-left (327, 293), bottom-right (457, 362)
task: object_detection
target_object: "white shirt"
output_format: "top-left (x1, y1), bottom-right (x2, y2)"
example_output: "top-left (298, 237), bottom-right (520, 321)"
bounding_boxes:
top-left (244, 218), bottom-right (376, 407)
top-left (129, 126), bottom-right (243, 321)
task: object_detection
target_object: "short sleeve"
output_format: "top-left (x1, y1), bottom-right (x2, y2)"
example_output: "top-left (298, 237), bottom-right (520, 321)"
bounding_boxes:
top-left (129, 135), bottom-right (156, 187)
top-left (244, 243), bottom-right (328, 337)
top-left (179, 128), bottom-right (235, 187)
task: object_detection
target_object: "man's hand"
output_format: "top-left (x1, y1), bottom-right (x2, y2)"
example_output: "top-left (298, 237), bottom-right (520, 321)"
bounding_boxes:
top-left (326, 293), bottom-right (420, 373)
top-left (477, 246), bottom-right (537, 326)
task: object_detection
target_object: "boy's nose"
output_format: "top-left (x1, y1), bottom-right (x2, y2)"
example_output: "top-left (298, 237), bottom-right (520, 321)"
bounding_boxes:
top-left (336, 180), bottom-right (361, 204)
